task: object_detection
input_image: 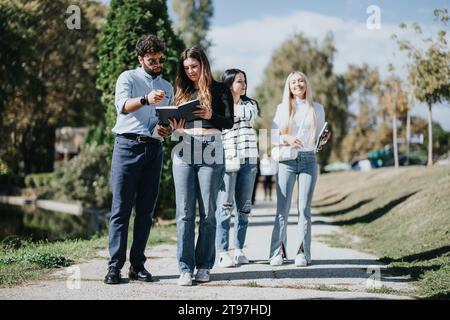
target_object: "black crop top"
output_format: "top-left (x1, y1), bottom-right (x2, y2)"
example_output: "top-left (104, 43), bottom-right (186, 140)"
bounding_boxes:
top-left (184, 81), bottom-right (234, 130)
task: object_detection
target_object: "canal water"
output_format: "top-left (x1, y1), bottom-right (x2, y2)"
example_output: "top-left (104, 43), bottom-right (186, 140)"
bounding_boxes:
top-left (0, 204), bottom-right (108, 243)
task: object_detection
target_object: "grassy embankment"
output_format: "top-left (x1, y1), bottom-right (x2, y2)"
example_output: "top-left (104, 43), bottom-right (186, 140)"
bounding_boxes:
top-left (0, 219), bottom-right (176, 287)
top-left (313, 164), bottom-right (450, 299)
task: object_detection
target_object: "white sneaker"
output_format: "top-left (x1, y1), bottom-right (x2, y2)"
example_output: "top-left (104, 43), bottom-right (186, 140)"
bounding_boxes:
top-left (294, 253), bottom-right (310, 267)
top-left (269, 254), bottom-right (284, 266)
top-left (234, 251), bottom-right (249, 265)
top-left (178, 272), bottom-right (193, 286)
top-left (218, 252), bottom-right (234, 268)
top-left (194, 269), bottom-right (210, 282)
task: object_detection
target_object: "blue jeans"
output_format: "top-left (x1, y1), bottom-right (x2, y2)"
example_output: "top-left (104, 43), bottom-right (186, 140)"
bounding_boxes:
top-left (108, 136), bottom-right (163, 269)
top-left (270, 151), bottom-right (317, 262)
top-left (216, 158), bottom-right (257, 252)
top-left (172, 135), bottom-right (225, 273)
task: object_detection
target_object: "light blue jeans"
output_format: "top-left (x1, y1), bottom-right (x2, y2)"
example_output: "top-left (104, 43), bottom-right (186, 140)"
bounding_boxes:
top-left (172, 134), bottom-right (225, 273)
top-left (270, 151), bottom-right (317, 262)
top-left (216, 158), bottom-right (257, 252)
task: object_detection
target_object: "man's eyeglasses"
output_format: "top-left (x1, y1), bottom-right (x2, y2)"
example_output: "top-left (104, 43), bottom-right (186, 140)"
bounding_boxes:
top-left (148, 57), bottom-right (166, 66)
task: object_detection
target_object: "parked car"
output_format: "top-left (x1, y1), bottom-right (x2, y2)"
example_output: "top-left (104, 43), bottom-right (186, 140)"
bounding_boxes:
top-left (323, 162), bottom-right (352, 173)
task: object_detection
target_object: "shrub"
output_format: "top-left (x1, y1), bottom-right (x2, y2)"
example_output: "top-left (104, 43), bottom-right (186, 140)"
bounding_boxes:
top-left (24, 173), bottom-right (54, 188)
top-left (49, 144), bottom-right (111, 209)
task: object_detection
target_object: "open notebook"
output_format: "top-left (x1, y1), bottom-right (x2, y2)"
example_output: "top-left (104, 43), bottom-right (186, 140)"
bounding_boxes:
top-left (155, 99), bottom-right (200, 126)
top-left (315, 122), bottom-right (329, 153)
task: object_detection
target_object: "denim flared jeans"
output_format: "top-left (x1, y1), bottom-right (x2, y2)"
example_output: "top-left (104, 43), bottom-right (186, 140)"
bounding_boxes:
top-left (269, 151), bottom-right (317, 262)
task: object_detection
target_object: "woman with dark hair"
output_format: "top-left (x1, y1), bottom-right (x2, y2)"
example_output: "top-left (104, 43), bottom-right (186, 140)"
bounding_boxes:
top-left (215, 69), bottom-right (259, 268)
top-left (168, 47), bottom-right (234, 286)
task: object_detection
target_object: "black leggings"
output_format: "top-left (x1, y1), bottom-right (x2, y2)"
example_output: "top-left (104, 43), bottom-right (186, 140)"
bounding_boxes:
top-left (263, 175), bottom-right (273, 199)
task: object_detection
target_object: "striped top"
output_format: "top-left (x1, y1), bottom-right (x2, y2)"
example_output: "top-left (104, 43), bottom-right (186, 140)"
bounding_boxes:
top-left (223, 99), bottom-right (259, 160)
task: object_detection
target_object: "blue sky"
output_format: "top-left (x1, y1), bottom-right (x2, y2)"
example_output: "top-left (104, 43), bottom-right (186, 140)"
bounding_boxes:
top-left (208, 0), bottom-right (449, 26)
top-left (99, 0), bottom-right (450, 130)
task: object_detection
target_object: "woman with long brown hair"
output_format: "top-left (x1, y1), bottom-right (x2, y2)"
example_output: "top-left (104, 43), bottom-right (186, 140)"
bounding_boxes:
top-left (169, 47), bottom-right (233, 286)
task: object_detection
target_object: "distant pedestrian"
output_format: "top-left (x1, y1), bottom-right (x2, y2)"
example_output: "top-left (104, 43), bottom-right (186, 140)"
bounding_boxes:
top-left (259, 153), bottom-right (277, 201)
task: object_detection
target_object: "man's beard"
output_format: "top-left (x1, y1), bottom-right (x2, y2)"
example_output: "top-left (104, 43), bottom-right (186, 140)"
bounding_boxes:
top-left (143, 65), bottom-right (162, 78)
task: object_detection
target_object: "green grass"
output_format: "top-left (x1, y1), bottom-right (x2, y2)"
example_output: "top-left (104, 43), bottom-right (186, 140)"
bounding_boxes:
top-left (242, 281), bottom-right (262, 288)
top-left (146, 222), bottom-right (176, 246)
top-left (316, 284), bottom-right (351, 292)
top-left (316, 232), bottom-right (355, 249)
top-left (0, 234), bottom-right (107, 287)
top-left (366, 285), bottom-right (404, 296)
top-left (313, 165), bottom-right (450, 299)
top-left (0, 220), bottom-right (177, 287)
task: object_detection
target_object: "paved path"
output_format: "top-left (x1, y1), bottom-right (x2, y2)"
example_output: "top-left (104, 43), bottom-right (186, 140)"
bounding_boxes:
top-left (0, 195), bottom-right (416, 300)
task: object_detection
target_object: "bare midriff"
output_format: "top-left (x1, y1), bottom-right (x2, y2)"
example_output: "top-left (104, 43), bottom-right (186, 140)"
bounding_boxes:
top-left (184, 128), bottom-right (221, 136)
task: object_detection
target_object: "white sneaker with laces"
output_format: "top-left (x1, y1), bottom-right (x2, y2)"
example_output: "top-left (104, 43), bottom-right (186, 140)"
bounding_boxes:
top-left (178, 271), bottom-right (193, 286)
top-left (218, 252), bottom-right (235, 268)
top-left (294, 253), bottom-right (310, 267)
top-left (269, 254), bottom-right (284, 266)
top-left (234, 250), bottom-right (249, 265)
top-left (194, 269), bottom-right (210, 282)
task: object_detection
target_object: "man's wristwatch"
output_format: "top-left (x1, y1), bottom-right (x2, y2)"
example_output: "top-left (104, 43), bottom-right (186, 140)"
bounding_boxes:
top-left (140, 95), bottom-right (148, 106)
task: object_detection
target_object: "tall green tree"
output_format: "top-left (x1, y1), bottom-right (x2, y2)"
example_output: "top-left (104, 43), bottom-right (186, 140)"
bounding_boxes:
top-left (254, 33), bottom-right (348, 166)
top-left (172, 0), bottom-right (213, 52)
top-left (393, 8), bottom-right (450, 166)
top-left (0, 0), bottom-right (106, 176)
top-left (97, 0), bottom-right (184, 134)
top-left (0, 0), bottom-right (31, 117)
top-left (96, 0), bottom-right (184, 216)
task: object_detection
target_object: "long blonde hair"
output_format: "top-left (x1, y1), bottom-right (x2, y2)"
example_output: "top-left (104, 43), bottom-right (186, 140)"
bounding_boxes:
top-left (175, 47), bottom-right (213, 108)
top-left (279, 71), bottom-right (317, 146)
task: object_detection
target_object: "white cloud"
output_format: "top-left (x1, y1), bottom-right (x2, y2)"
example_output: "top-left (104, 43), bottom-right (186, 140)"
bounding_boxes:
top-left (209, 9), bottom-right (450, 130)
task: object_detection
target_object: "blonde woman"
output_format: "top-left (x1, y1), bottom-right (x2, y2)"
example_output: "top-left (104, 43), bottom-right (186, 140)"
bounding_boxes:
top-left (269, 71), bottom-right (330, 267)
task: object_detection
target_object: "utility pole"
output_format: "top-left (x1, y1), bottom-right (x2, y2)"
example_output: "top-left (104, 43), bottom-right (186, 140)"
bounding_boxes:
top-left (393, 84), bottom-right (399, 168)
top-left (406, 93), bottom-right (413, 166)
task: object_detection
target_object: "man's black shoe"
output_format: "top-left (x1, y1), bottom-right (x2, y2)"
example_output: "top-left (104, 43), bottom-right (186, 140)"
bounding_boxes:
top-left (129, 266), bottom-right (153, 282)
top-left (104, 267), bottom-right (121, 285)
